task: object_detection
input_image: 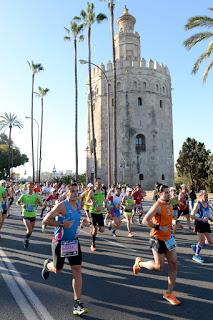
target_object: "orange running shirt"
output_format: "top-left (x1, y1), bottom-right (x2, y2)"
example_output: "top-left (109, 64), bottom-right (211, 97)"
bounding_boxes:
top-left (150, 199), bottom-right (173, 241)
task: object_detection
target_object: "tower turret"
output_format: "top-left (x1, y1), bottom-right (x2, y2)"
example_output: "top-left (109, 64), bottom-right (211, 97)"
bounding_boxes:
top-left (115, 6), bottom-right (141, 61)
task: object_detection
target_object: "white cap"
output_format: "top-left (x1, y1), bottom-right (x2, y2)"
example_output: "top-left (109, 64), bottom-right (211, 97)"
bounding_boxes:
top-left (0, 180), bottom-right (6, 185)
top-left (126, 187), bottom-right (132, 192)
top-left (87, 183), bottom-right (93, 188)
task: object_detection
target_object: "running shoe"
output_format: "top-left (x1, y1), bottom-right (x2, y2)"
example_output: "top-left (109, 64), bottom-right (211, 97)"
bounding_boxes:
top-left (192, 255), bottom-right (204, 264)
top-left (24, 239), bottom-right (29, 249)
top-left (128, 232), bottom-right (134, 237)
top-left (191, 244), bottom-right (196, 253)
top-left (73, 301), bottom-right (88, 316)
top-left (90, 244), bottom-right (96, 252)
top-left (41, 259), bottom-right (50, 280)
top-left (133, 257), bottom-right (142, 275)
top-left (41, 224), bottom-right (46, 233)
top-left (112, 230), bottom-right (117, 237)
top-left (163, 292), bottom-right (181, 305)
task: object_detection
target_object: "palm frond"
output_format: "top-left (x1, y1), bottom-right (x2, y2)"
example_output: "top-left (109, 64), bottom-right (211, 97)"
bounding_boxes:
top-left (203, 60), bottom-right (213, 82)
top-left (185, 16), bottom-right (213, 30)
top-left (64, 36), bottom-right (71, 41)
top-left (64, 27), bottom-right (70, 35)
top-left (96, 13), bottom-right (108, 23)
top-left (183, 32), bottom-right (213, 50)
top-left (73, 16), bottom-right (81, 21)
top-left (79, 35), bottom-right (84, 42)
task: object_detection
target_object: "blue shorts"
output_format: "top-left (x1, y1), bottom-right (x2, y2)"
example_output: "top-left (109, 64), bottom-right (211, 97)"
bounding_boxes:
top-left (111, 209), bottom-right (121, 218)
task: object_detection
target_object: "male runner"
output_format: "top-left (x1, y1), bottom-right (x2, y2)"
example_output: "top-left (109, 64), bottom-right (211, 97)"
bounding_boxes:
top-left (41, 183), bottom-right (87, 316)
top-left (133, 184), bottom-right (181, 305)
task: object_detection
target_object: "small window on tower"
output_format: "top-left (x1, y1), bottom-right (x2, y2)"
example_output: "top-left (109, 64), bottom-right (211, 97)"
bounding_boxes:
top-left (143, 82), bottom-right (146, 89)
top-left (160, 100), bottom-right (163, 108)
top-left (162, 174), bottom-right (165, 180)
top-left (138, 97), bottom-right (142, 106)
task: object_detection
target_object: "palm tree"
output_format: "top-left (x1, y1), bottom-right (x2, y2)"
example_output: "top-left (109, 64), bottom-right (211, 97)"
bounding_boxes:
top-left (27, 60), bottom-right (44, 182)
top-left (35, 87), bottom-right (50, 183)
top-left (183, 7), bottom-right (213, 82)
top-left (64, 19), bottom-right (84, 182)
top-left (76, 2), bottom-right (107, 180)
top-left (100, 0), bottom-right (117, 184)
top-left (0, 112), bottom-right (23, 180)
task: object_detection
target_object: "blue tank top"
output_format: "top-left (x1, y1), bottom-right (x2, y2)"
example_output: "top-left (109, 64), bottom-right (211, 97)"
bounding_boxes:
top-left (54, 200), bottom-right (81, 241)
top-left (195, 201), bottom-right (210, 219)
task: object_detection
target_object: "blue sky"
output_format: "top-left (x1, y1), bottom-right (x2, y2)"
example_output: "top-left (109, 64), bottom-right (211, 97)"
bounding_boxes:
top-left (0, 0), bottom-right (212, 177)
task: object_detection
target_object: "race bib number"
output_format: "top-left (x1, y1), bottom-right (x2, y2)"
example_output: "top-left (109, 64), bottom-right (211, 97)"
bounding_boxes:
top-left (61, 240), bottom-right (78, 257)
top-left (165, 236), bottom-right (176, 251)
top-left (25, 204), bottom-right (35, 212)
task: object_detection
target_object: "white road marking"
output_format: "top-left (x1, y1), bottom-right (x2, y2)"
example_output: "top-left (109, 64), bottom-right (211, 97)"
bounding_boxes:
top-left (0, 249), bottom-right (54, 320)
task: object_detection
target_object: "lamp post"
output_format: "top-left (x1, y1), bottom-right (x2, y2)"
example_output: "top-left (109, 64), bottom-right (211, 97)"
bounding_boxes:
top-left (120, 158), bottom-right (127, 184)
top-left (79, 59), bottom-right (111, 187)
top-left (25, 116), bottom-right (39, 181)
top-left (52, 165), bottom-right (56, 179)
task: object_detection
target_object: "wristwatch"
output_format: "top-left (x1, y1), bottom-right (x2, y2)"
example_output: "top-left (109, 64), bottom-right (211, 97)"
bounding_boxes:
top-left (153, 224), bottom-right (160, 230)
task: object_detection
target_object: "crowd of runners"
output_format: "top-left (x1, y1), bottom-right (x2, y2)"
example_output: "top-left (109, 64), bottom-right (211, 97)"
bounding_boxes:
top-left (0, 178), bottom-right (212, 315)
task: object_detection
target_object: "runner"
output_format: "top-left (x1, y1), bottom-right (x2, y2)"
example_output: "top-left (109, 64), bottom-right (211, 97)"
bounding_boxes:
top-left (80, 183), bottom-right (93, 227)
top-left (106, 186), bottom-right (122, 237)
top-left (41, 182), bottom-right (88, 316)
top-left (87, 177), bottom-right (106, 252)
top-left (17, 182), bottom-right (42, 248)
top-left (0, 180), bottom-right (8, 238)
top-left (121, 187), bottom-right (135, 237)
top-left (178, 184), bottom-right (192, 231)
top-left (133, 184), bottom-right (181, 306)
top-left (132, 184), bottom-right (144, 224)
top-left (169, 187), bottom-right (183, 236)
top-left (190, 190), bottom-right (213, 263)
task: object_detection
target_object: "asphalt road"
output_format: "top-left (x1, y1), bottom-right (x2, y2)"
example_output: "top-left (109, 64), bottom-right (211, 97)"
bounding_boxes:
top-left (0, 202), bottom-right (213, 320)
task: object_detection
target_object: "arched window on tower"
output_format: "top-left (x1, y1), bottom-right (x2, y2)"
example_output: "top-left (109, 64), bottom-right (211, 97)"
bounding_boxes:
top-left (134, 81), bottom-right (137, 89)
top-left (138, 97), bottom-right (142, 106)
top-left (143, 82), bottom-right (147, 89)
top-left (135, 134), bottom-right (146, 152)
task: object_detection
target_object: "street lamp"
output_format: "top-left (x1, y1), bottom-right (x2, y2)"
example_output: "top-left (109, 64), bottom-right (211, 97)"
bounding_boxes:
top-left (79, 59), bottom-right (111, 187)
top-left (25, 116), bottom-right (39, 181)
top-left (52, 165), bottom-right (56, 179)
top-left (119, 158), bottom-right (128, 184)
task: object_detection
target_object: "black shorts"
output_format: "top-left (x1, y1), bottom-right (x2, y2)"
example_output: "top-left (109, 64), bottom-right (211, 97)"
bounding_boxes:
top-left (195, 221), bottom-right (211, 233)
top-left (23, 216), bottom-right (36, 222)
top-left (149, 238), bottom-right (168, 254)
top-left (178, 208), bottom-right (189, 217)
top-left (1, 209), bottom-right (7, 215)
top-left (52, 239), bottom-right (82, 271)
top-left (91, 213), bottom-right (104, 227)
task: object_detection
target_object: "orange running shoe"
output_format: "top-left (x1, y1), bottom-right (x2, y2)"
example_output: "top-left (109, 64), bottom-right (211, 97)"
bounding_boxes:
top-left (133, 257), bottom-right (142, 275)
top-left (90, 244), bottom-right (96, 252)
top-left (163, 292), bottom-right (181, 305)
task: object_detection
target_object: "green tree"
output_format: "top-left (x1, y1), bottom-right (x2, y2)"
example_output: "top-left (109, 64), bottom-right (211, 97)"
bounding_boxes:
top-left (0, 134), bottom-right (28, 179)
top-left (64, 19), bottom-right (84, 182)
top-left (35, 86), bottom-right (50, 183)
top-left (0, 112), bottom-right (23, 180)
top-left (176, 137), bottom-right (211, 190)
top-left (206, 154), bottom-right (213, 192)
top-left (183, 7), bottom-right (213, 82)
top-left (27, 60), bottom-right (44, 182)
top-left (77, 2), bottom-right (107, 180)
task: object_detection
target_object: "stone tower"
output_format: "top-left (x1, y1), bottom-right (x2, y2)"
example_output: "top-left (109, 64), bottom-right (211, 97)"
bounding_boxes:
top-left (86, 7), bottom-right (174, 189)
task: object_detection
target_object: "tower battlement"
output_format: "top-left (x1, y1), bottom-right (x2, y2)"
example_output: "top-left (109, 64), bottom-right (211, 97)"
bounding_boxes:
top-left (92, 58), bottom-right (170, 78)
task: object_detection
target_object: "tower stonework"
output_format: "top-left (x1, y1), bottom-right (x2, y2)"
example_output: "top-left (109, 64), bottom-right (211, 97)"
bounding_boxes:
top-left (86, 7), bottom-right (174, 189)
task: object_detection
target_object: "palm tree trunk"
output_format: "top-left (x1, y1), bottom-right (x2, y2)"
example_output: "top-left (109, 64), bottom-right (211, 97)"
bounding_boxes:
top-left (74, 38), bottom-right (78, 181)
top-left (8, 125), bottom-right (12, 180)
top-left (110, 2), bottom-right (117, 184)
top-left (31, 74), bottom-right (35, 182)
top-left (88, 26), bottom-right (97, 180)
top-left (38, 97), bottom-right (43, 183)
